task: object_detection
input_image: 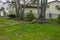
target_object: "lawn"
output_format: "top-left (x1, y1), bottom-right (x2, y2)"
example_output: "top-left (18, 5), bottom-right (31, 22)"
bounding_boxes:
top-left (0, 18), bottom-right (60, 40)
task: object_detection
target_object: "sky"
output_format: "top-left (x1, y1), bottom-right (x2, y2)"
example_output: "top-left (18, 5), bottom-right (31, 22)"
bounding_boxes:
top-left (1, 0), bottom-right (60, 4)
top-left (0, 0), bottom-right (60, 8)
top-left (1, 0), bottom-right (60, 2)
top-left (47, 0), bottom-right (60, 2)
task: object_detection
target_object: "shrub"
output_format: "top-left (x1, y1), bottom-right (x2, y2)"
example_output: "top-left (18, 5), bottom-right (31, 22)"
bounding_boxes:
top-left (58, 15), bottom-right (60, 24)
top-left (7, 14), bottom-right (16, 18)
top-left (26, 10), bottom-right (36, 21)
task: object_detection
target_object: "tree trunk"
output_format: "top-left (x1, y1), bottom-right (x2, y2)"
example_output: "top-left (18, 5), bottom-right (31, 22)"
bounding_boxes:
top-left (37, 0), bottom-right (40, 19)
top-left (15, 0), bottom-right (20, 17)
top-left (20, 0), bottom-right (26, 20)
top-left (39, 0), bottom-right (47, 23)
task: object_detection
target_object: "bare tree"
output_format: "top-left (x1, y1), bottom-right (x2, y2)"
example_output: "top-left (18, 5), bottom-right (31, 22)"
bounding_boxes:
top-left (15, 0), bottom-right (26, 20)
top-left (19, 0), bottom-right (26, 20)
top-left (20, 0), bottom-right (30, 20)
top-left (37, 0), bottom-right (40, 19)
top-left (39, 0), bottom-right (48, 23)
top-left (15, 0), bottom-right (21, 17)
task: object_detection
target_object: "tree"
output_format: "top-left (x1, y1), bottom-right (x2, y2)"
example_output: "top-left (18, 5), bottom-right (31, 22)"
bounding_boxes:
top-left (30, 0), bottom-right (39, 4)
top-left (19, 0), bottom-right (26, 20)
top-left (15, 0), bottom-right (21, 17)
top-left (6, 0), bottom-right (29, 20)
top-left (10, 0), bottom-right (17, 15)
top-left (0, 0), bottom-right (21, 17)
top-left (58, 7), bottom-right (60, 24)
top-left (39, 0), bottom-right (48, 23)
top-left (8, 0), bottom-right (19, 17)
top-left (58, 7), bottom-right (60, 10)
top-left (37, 0), bottom-right (40, 18)
top-left (16, 0), bottom-right (29, 20)
top-left (7, 1), bottom-right (14, 14)
top-left (15, 0), bottom-right (26, 20)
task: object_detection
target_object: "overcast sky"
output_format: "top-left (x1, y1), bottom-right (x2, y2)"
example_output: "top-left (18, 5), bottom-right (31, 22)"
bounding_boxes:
top-left (1, 0), bottom-right (60, 2)
top-left (0, 0), bottom-right (60, 8)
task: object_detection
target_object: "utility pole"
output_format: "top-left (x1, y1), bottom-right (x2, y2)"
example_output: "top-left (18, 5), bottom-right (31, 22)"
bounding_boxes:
top-left (39, 0), bottom-right (47, 24)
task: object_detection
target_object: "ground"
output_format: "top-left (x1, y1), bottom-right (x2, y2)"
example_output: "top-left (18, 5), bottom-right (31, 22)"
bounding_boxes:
top-left (0, 18), bottom-right (60, 40)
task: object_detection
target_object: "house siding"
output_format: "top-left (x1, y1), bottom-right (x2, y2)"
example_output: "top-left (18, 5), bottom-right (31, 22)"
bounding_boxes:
top-left (0, 11), bottom-right (4, 16)
top-left (24, 8), bottom-right (41, 18)
top-left (46, 2), bottom-right (60, 19)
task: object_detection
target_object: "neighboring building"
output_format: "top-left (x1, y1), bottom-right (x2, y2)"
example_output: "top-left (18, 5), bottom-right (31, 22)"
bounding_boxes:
top-left (0, 11), bottom-right (4, 16)
top-left (46, 0), bottom-right (60, 19)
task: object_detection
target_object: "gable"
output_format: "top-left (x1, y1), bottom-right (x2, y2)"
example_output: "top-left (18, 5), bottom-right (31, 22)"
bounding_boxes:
top-left (46, 1), bottom-right (60, 14)
top-left (47, 1), bottom-right (60, 8)
top-left (47, 1), bottom-right (60, 5)
top-left (47, 1), bottom-right (60, 4)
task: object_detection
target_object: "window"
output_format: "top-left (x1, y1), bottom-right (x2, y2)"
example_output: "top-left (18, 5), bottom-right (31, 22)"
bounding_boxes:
top-left (56, 5), bottom-right (59, 9)
top-left (49, 13), bottom-right (52, 18)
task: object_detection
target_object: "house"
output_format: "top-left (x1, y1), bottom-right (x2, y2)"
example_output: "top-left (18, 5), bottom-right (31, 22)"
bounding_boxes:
top-left (24, 0), bottom-right (60, 19)
top-left (0, 11), bottom-right (4, 16)
top-left (0, 0), bottom-right (60, 19)
top-left (23, 4), bottom-right (41, 18)
top-left (45, 0), bottom-right (60, 19)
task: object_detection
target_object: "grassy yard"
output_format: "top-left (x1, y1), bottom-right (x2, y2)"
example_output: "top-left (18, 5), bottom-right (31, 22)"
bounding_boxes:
top-left (0, 18), bottom-right (60, 40)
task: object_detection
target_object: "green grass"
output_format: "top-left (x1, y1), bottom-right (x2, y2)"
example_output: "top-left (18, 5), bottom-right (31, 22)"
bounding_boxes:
top-left (0, 18), bottom-right (60, 40)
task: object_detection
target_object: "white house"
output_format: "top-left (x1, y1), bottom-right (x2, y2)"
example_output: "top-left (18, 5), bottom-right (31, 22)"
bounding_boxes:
top-left (0, 0), bottom-right (60, 19)
top-left (24, 0), bottom-right (60, 19)
top-left (0, 11), bottom-right (4, 16)
top-left (24, 4), bottom-right (41, 18)
top-left (45, 0), bottom-right (60, 19)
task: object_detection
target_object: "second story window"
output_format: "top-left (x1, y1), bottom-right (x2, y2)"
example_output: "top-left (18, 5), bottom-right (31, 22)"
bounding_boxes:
top-left (55, 5), bottom-right (59, 9)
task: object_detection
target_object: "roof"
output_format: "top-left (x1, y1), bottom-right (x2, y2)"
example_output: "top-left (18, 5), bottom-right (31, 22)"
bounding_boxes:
top-left (21, 4), bottom-right (41, 8)
top-left (47, 1), bottom-right (60, 4)
top-left (22, 1), bottom-right (60, 8)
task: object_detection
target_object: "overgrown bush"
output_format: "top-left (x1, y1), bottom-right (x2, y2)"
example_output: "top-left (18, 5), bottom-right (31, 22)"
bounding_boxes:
top-left (7, 14), bottom-right (16, 18)
top-left (58, 15), bottom-right (60, 24)
top-left (26, 10), bottom-right (36, 21)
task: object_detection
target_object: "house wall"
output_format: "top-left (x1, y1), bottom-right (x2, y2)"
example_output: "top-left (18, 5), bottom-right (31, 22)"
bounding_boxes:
top-left (24, 8), bottom-right (41, 18)
top-left (1, 2), bottom-right (60, 19)
top-left (24, 2), bottom-right (60, 19)
top-left (0, 11), bottom-right (4, 16)
top-left (46, 2), bottom-right (60, 19)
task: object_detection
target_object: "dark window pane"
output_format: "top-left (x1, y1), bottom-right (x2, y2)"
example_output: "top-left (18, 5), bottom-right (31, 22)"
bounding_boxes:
top-left (56, 5), bottom-right (59, 9)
